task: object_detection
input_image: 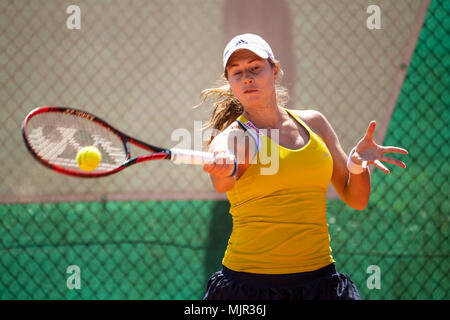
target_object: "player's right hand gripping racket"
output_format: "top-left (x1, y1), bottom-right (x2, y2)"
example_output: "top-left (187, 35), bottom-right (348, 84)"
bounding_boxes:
top-left (22, 106), bottom-right (215, 178)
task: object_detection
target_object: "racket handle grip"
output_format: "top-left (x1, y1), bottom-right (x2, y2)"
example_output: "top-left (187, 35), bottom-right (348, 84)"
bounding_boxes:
top-left (170, 148), bottom-right (214, 165)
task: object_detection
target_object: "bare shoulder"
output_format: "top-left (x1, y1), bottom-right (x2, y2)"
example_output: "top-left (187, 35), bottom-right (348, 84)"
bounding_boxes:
top-left (288, 109), bottom-right (331, 138)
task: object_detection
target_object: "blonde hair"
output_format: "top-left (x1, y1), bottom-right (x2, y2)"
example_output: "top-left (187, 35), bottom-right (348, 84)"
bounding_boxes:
top-left (195, 59), bottom-right (289, 144)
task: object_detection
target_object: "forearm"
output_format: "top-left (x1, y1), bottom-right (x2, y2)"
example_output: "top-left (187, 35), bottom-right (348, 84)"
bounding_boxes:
top-left (343, 169), bottom-right (371, 210)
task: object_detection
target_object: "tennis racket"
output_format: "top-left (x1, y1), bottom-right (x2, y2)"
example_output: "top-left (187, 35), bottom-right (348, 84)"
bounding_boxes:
top-left (22, 106), bottom-right (215, 178)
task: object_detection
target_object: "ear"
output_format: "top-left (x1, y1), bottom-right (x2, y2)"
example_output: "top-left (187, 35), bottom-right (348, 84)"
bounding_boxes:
top-left (273, 63), bottom-right (279, 81)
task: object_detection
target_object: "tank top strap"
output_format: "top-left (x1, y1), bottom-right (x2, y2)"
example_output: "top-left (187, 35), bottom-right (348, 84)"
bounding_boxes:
top-left (236, 114), bottom-right (264, 136)
top-left (284, 108), bottom-right (314, 136)
top-left (236, 114), bottom-right (263, 152)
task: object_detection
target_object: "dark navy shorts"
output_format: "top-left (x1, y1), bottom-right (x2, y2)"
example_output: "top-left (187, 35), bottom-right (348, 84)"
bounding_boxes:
top-left (204, 263), bottom-right (361, 300)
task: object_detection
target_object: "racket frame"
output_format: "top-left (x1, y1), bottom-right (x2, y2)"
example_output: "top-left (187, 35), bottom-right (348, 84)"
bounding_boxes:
top-left (22, 106), bottom-right (172, 178)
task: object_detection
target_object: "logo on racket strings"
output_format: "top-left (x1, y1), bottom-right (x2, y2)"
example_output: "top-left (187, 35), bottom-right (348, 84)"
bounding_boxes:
top-left (29, 125), bottom-right (125, 170)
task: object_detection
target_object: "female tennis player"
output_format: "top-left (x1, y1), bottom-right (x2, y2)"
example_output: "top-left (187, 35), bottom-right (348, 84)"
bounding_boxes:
top-left (200, 33), bottom-right (408, 300)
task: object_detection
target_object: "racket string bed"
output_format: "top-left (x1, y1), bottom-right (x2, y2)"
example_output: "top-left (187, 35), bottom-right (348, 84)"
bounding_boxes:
top-left (26, 112), bottom-right (127, 173)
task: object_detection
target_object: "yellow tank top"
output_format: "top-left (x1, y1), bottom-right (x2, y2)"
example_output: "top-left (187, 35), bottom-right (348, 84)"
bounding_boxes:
top-left (223, 108), bottom-right (335, 274)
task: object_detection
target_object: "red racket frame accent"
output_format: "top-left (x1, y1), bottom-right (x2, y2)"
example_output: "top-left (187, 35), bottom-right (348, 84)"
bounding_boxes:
top-left (22, 106), bottom-right (171, 178)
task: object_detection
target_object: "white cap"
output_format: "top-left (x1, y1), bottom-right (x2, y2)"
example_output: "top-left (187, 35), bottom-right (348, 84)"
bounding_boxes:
top-left (223, 33), bottom-right (275, 70)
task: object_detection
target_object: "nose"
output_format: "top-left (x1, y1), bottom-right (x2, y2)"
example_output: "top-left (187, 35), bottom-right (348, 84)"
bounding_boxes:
top-left (243, 71), bottom-right (254, 85)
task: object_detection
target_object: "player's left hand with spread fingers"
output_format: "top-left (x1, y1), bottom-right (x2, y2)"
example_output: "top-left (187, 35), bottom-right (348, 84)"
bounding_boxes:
top-left (352, 120), bottom-right (409, 174)
top-left (203, 150), bottom-right (237, 178)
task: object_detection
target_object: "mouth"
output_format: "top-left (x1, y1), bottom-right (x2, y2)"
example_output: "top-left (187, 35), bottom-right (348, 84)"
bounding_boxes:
top-left (243, 88), bottom-right (258, 94)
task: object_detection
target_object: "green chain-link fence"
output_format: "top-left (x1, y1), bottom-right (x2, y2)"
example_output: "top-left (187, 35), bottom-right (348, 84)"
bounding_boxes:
top-left (328, 0), bottom-right (449, 299)
top-left (0, 0), bottom-right (448, 299)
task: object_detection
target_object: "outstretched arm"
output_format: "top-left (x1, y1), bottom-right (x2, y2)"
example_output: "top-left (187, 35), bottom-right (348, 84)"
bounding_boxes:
top-left (312, 112), bottom-right (408, 210)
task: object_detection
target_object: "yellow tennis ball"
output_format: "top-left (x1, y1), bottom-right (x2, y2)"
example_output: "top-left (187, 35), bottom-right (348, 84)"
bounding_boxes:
top-left (76, 146), bottom-right (101, 171)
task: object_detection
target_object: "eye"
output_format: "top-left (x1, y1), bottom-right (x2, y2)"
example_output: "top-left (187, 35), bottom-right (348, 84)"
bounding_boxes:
top-left (250, 65), bottom-right (261, 73)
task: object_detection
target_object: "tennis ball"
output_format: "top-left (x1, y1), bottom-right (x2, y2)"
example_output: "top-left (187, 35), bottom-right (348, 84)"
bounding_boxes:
top-left (76, 146), bottom-right (101, 171)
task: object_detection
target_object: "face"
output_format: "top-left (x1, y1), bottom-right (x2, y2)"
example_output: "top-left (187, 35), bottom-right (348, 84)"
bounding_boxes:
top-left (225, 49), bottom-right (278, 109)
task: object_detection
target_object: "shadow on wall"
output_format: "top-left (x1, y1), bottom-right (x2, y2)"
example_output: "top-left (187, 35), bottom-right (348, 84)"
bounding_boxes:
top-left (224, 0), bottom-right (295, 96)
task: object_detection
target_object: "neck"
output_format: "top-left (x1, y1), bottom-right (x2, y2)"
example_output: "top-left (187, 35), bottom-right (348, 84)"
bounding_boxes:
top-left (243, 103), bottom-right (285, 129)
